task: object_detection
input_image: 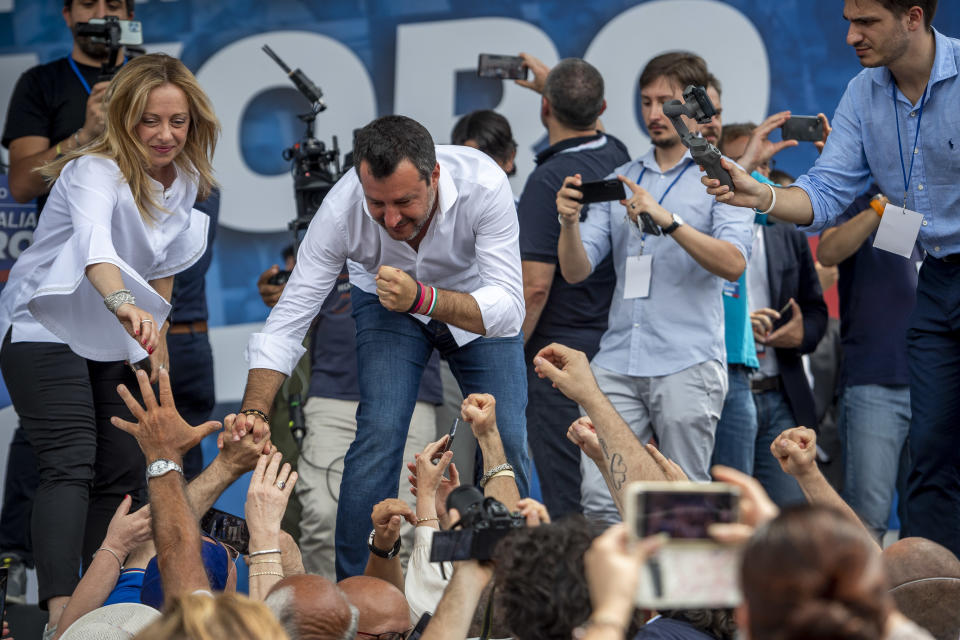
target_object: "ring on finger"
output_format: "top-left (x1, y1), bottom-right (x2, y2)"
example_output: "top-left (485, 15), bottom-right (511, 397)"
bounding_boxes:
top-left (140, 319), bottom-right (153, 325)
top-left (276, 480), bottom-right (285, 490)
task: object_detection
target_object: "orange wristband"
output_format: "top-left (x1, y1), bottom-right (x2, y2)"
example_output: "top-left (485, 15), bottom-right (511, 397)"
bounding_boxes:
top-left (870, 198), bottom-right (886, 217)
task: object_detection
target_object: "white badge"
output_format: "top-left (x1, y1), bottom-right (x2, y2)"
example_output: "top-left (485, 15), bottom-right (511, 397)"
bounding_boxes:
top-left (624, 255), bottom-right (652, 299)
top-left (873, 203), bottom-right (924, 259)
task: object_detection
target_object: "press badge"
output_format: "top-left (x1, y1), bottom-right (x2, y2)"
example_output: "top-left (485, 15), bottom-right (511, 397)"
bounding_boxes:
top-left (624, 255), bottom-right (652, 299)
top-left (873, 203), bottom-right (923, 259)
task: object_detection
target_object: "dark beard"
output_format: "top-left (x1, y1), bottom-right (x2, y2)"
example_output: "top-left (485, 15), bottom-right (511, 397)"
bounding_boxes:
top-left (73, 29), bottom-right (112, 63)
top-left (651, 136), bottom-right (680, 149)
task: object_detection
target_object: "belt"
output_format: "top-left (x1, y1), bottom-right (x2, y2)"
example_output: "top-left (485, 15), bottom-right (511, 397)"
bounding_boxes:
top-left (750, 376), bottom-right (781, 393)
top-left (168, 320), bottom-right (208, 335)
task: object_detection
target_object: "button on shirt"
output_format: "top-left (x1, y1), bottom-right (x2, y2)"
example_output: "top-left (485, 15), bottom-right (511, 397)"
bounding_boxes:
top-left (795, 29), bottom-right (960, 257)
top-left (247, 145), bottom-right (524, 376)
top-left (579, 149), bottom-right (752, 377)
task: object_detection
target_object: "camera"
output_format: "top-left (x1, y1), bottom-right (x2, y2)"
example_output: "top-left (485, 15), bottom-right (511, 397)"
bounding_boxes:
top-left (75, 17), bottom-right (143, 82)
top-left (663, 85), bottom-right (734, 189)
top-left (429, 486), bottom-right (524, 562)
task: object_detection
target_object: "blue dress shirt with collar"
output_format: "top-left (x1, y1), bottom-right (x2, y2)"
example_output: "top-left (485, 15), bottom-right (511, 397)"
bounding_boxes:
top-left (578, 148), bottom-right (753, 378)
top-left (795, 29), bottom-right (960, 256)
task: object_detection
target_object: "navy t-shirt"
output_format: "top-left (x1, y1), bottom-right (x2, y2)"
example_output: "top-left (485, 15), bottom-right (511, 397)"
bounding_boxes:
top-left (307, 267), bottom-right (443, 404)
top-left (170, 188), bottom-right (220, 323)
top-left (518, 133), bottom-right (630, 349)
top-left (633, 617), bottom-right (718, 639)
top-left (833, 184), bottom-right (922, 387)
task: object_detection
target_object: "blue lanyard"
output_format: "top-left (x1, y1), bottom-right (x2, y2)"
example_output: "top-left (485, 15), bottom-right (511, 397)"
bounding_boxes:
top-left (634, 159), bottom-right (694, 245)
top-left (68, 56), bottom-right (127, 95)
top-left (893, 80), bottom-right (929, 208)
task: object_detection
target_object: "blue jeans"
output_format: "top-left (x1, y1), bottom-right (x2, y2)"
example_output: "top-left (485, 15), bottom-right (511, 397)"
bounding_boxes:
top-left (335, 287), bottom-right (529, 578)
top-left (904, 257), bottom-right (960, 557)
top-left (711, 366), bottom-right (758, 474)
top-left (838, 384), bottom-right (910, 540)
top-left (752, 389), bottom-right (805, 507)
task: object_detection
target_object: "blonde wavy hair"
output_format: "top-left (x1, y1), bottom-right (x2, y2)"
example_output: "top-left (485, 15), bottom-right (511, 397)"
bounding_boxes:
top-left (39, 53), bottom-right (220, 222)
top-left (134, 592), bottom-right (288, 640)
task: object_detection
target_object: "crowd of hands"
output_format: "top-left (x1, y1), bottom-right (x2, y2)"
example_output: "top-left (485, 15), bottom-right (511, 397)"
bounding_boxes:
top-left (2, 337), bottom-right (846, 640)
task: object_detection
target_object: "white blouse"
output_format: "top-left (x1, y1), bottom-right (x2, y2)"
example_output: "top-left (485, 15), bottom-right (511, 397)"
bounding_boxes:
top-left (0, 154), bottom-right (208, 363)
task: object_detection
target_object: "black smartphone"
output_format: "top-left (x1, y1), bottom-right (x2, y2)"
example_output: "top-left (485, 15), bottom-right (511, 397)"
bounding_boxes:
top-left (772, 300), bottom-right (794, 330)
top-left (407, 612), bottom-right (432, 640)
top-left (130, 357), bottom-right (152, 378)
top-left (781, 116), bottom-right (824, 142)
top-left (578, 179), bottom-right (625, 204)
top-left (268, 269), bottom-right (292, 286)
top-left (200, 508), bottom-right (250, 555)
top-left (432, 417), bottom-right (459, 465)
top-left (477, 54), bottom-right (528, 80)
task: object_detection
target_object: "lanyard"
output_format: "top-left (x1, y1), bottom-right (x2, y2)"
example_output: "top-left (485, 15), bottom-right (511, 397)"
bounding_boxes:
top-left (631, 159), bottom-right (693, 254)
top-left (893, 80), bottom-right (929, 209)
top-left (68, 56), bottom-right (127, 95)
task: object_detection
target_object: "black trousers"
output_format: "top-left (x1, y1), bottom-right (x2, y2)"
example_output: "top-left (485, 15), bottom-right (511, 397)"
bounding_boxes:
top-left (0, 427), bottom-right (38, 566)
top-left (0, 334), bottom-right (146, 606)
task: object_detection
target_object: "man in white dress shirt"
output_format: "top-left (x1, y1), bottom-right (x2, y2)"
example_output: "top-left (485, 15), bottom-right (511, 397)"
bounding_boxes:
top-left (236, 115), bottom-right (530, 578)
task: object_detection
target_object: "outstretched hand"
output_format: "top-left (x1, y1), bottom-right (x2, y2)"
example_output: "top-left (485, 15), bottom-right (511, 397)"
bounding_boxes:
top-left (737, 110), bottom-right (798, 174)
top-left (700, 157), bottom-right (769, 210)
top-left (245, 452), bottom-right (297, 550)
top-left (533, 343), bottom-right (600, 406)
top-left (111, 369), bottom-right (221, 461)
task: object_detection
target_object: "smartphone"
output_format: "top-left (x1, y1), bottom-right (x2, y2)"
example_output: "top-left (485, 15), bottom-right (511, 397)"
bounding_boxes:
top-left (578, 179), bottom-right (625, 204)
top-left (781, 115), bottom-right (824, 142)
top-left (200, 508), bottom-right (250, 555)
top-left (268, 269), bottom-right (292, 286)
top-left (626, 482), bottom-right (741, 609)
top-left (477, 54), bottom-right (528, 80)
top-left (130, 357), bottom-right (152, 379)
top-left (432, 418), bottom-right (459, 464)
top-left (407, 612), bottom-right (432, 640)
top-left (83, 18), bottom-right (144, 46)
top-left (772, 300), bottom-right (794, 330)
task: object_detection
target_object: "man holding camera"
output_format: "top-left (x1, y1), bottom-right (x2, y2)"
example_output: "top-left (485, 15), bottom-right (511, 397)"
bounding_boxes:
top-left (238, 115), bottom-right (529, 579)
top-left (556, 52), bottom-right (751, 522)
top-left (701, 0), bottom-right (960, 555)
top-left (513, 55), bottom-right (629, 519)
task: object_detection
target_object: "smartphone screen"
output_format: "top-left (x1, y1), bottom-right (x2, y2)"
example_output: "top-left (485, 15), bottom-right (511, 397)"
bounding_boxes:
top-left (477, 54), bottom-right (528, 80)
top-left (781, 116), bottom-right (824, 142)
top-left (637, 489), bottom-right (738, 540)
top-left (578, 179), bottom-right (625, 204)
top-left (200, 508), bottom-right (251, 554)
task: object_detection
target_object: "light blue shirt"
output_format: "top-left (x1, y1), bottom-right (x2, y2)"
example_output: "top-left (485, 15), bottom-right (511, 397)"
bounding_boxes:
top-left (795, 29), bottom-right (960, 256)
top-left (579, 148), bottom-right (753, 377)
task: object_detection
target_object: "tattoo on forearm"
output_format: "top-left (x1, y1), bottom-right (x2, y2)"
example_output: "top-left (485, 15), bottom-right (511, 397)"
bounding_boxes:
top-left (598, 436), bottom-right (611, 461)
top-left (610, 453), bottom-right (627, 490)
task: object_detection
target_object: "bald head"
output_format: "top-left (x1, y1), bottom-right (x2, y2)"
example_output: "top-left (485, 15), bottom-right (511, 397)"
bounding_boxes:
top-left (338, 576), bottom-right (410, 638)
top-left (882, 537), bottom-right (960, 640)
top-left (264, 574), bottom-right (359, 640)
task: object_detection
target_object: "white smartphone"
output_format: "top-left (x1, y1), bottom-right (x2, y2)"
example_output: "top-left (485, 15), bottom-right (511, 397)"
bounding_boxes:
top-left (625, 481), bottom-right (743, 609)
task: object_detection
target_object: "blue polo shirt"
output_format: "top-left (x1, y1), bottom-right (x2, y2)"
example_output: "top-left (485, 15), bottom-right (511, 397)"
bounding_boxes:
top-left (518, 133), bottom-right (629, 348)
top-left (832, 185), bottom-right (921, 387)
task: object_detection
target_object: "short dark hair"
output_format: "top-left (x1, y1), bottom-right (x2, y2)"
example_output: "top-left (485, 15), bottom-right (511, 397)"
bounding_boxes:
top-left (450, 110), bottom-right (517, 167)
top-left (719, 122), bottom-right (757, 155)
top-left (543, 58), bottom-right (606, 130)
top-left (494, 517), bottom-right (597, 640)
top-left (639, 51), bottom-right (710, 92)
top-left (63, 0), bottom-right (134, 15)
top-left (874, 0), bottom-right (938, 29)
top-left (353, 115), bottom-right (437, 183)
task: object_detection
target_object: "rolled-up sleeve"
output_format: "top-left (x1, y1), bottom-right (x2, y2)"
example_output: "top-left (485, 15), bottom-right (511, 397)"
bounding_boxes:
top-left (470, 176), bottom-right (525, 337)
top-left (710, 199), bottom-right (752, 263)
top-left (793, 82), bottom-right (872, 233)
top-left (578, 199), bottom-right (614, 274)
top-left (245, 207), bottom-right (346, 375)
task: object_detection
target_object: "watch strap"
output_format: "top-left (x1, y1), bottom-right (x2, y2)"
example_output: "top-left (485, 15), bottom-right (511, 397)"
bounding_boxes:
top-left (367, 530), bottom-right (401, 559)
top-left (661, 214), bottom-right (682, 235)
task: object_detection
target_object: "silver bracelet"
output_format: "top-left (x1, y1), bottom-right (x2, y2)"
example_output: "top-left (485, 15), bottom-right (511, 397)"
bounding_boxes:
top-left (95, 546), bottom-right (124, 570)
top-left (248, 548), bottom-right (282, 558)
top-left (104, 289), bottom-right (135, 315)
top-left (479, 463), bottom-right (514, 489)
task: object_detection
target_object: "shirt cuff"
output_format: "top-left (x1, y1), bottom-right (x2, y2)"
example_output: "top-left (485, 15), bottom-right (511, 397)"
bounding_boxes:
top-left (470, 284), bottom-right (522, 338)
top-left (245, 331), bottom-right (307, 376)
top-left (792, 178), bottom-right (828, 233)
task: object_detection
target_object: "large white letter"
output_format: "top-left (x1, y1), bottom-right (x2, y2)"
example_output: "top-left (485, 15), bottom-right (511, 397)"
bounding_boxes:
top-left (197, 31), bottom-right (376, 232)
top-left (395, 18), bottom-right (559, 193)
top-left (585, 0), bottom-right (769, 158)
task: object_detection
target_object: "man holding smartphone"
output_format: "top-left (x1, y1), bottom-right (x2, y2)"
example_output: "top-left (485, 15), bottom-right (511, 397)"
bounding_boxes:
top-left (556, 52), bottom-right (752, 523)
top-left (513, 55), bottom-right (630, 518)
top-left (238, 115), bottom-right (529, 579)
top-left (701, 0), bottom-right (960, 554)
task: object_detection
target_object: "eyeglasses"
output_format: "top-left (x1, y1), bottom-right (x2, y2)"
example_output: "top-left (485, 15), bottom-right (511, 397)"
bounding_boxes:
top-left (356, 630), bottom-right (412, 640)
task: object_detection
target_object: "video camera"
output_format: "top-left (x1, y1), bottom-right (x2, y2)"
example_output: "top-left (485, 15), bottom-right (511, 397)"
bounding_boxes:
top-left (75, 17), bottom-right (143, 82)
top-left (662, 85), bottom-right (734, 189)
top-left (429, 486), bottom-right (524, 563)
top-left (262, 45), bottom-right (344, 252)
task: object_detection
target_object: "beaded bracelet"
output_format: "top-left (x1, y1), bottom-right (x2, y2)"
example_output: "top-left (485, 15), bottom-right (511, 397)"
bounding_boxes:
top-left (240, 408), bottom-right (270, 425)
top-left (249, 570), bottom-right (284, 578)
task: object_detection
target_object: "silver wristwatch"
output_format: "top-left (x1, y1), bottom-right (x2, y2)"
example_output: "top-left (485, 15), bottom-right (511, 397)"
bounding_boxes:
top-left (661, 213), bottom-right (684, 235)
top-left (146, 459), bottom-right (183, 480)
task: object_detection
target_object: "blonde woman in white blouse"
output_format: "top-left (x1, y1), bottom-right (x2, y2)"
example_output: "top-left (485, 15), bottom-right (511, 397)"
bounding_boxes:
top-left (0, 53), bottom-right (219, 623)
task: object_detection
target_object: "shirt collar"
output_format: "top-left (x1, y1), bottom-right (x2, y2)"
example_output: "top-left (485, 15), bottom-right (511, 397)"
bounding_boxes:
top-left (872, 27), bottom-right (958, 90)
top-left (535, 132), bottom-right (606, 164)
top-left (434, 156), bottom-right (458, 220)
top-left (637, 146), bottom-right (694, 174)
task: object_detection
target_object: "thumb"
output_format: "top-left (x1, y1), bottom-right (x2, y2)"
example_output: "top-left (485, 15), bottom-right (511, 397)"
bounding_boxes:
top-left (115, 494), bottom-right (133, 517)
top-left (388, 514), bottom-right (402, 533)
top-left (533, 355), bottom-right (562, 380)
top-left (198, 420), bottom-right (223, 439)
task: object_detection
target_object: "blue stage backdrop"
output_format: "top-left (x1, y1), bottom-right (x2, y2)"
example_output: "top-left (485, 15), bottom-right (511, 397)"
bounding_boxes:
top-left (1, 0), bottom-right (958, 406)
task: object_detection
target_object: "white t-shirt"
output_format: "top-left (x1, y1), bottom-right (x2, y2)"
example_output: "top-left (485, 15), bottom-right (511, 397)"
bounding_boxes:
top-left (246, 144), bottom-right (524, 376)
top-left (0, 154), bottom-right (208, 362)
